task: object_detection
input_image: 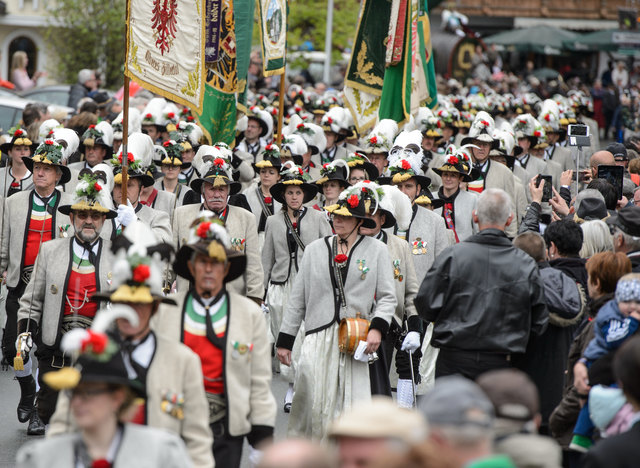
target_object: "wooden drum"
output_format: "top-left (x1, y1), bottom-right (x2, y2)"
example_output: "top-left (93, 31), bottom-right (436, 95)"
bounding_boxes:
top-left (338, 314), bottom-right (370, 354)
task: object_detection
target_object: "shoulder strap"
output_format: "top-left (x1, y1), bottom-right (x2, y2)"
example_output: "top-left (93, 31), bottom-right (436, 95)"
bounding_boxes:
top-left (329, 236), bottom-right (347, 308)
top-left (283, 210), bottom-right (306, 252)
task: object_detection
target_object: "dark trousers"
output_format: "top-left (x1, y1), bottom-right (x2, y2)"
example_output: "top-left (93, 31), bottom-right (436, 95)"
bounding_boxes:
top-left (435, 348), bottom-right (512, 380)
top-left (369, 342), bottom-right (391, 396)
top-left (1, 283), bottom-right (26, 364)
top-left (34, 350), bottom-right (69, 424)
top-left (382, 329), bottom-right (421, 383)
top-left (211, 420), bottom-right (244, 468)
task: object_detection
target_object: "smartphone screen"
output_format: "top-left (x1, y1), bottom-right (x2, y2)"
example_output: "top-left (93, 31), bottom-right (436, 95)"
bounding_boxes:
top-left (536, 174), bottom-right (553, 202)
top-left (597, 165), bottom-right (624, 200)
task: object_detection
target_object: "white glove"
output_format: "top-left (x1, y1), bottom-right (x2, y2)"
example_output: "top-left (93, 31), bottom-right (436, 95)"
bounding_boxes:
top-left (15, 332), bottom-right (33, 356)
top-left (401, 331), bottom-right (421, 353)
top-left (247, 446), bottom-right (263, 467)
top-left (117, 201), bottom-right (136, 227)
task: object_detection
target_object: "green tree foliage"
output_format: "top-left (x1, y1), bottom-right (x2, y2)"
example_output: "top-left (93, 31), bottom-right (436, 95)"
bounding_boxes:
top-left (254, 0), bottom-right (360, 61)
top-left (44, 0), bottom-right (126, 87)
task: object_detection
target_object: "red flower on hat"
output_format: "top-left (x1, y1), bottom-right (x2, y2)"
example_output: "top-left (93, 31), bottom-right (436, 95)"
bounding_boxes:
top-left (437, 109), bottom-right (444, 116)
top-left (118, 152), bottom-right (134, 163)
top-left (14, 129), bottom-right (24, 136)
top-left (196, 221), bottom-right (211, 238)
top-left (364, 179), bottom-right (371, 183)
top-left (44, 139), bottom-right (55, 145)
top-left (47, 130), bottom-right (55, 137)
top-left (94, 182), bottom-right (102, 192)
top-left (347, 194), bottom-right (359, 208)
top-left (213, 158), bottom-right (225, 167)
top-left (334, 254), bottom-right (348, 264)
top-left (323, 163), bottom-right (329, 169)
top-left (296, 123), bottom-right (305, 130)
top-left (401, 160), bottom-right (411, 170)
top-left (544, 114), bottom-right (551, 122)
top-left (271, 109), bottom-right (278, 116)
top-left (132, 264), bottom-right (151, 283)
top-left (187, 116), bottom-right (194, 122)
top-left (89, 124), bottom-right (96, 129)
top-left (181, 108), bottom-right (189, 115)
top-left (81, 330), bottom-right (108, 354)
top-left (534, 130), bottom-right (541, 137)
top-left (295, 106), bottom-right (302, 112)
top-left (167, 112), bottom-right (175, 119)
top-left (302, 115), bottom-right (308, 120)
top-left (91, 459), bottom-right (111, 468)
top-left (145, 113), bottom-right (152, 119)
top-left (298, 167), bottom-right (303, 175)
top-left (436, 120), bottom-right (443, 128)
top-left (361, 187), bottom-right (368, 193)
top-left (369, 136), bottom-right (378, 144)
top-left (264, 196), bottom-right (272, 204)
top-left (163, 141), bottom-right (171, 147)
top-left (327, 117), bottom-right (333, 124)
top-left (448, 156), bottom-right (459, 165)
top-left (480, 120), bottom-right (490, 127)
top-left (265, 144), bottom-right (273, 151)
top-left (519, 119), bottom-right (526, 124)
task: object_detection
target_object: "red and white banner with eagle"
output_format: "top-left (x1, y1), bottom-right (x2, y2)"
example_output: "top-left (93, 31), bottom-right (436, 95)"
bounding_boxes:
top-left (125, 0), bottom-right (206, 112)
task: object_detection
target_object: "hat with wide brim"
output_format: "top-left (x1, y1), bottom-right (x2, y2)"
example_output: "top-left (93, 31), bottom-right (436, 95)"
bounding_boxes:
top-left (190, 170), bottom-right (241, 195)
top-left (415, 189), bottom-right (445, 209)
top-left (270, 180), bottom-right (318, 205)
top-left (379, 172), bottom-right (432, 190)
top-left (325, 202), bottom-right (377, 229)
top-left (252, 154), bottom-right (283, 173)
top-left (91, 284), bottom-right (177, 305)
top-left (113, 170), bottom-right (155, 188)
top-left (461, 134), bottom-right (500, 150)
top-left (433, 159), bottom-right (477, 183)
top-left (347, 159), bottom-right (379, 181)
top-left (59, 200), bottom-right (117, 219)
top-left (22, 155), bottom-right (72, 186)
top-left (1, 136), bottom-right (38, 155)
top-left (174, 242), bottom-right (247, 283)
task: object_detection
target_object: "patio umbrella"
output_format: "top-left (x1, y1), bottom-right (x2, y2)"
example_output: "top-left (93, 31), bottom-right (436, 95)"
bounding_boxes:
top-left (563, 29), bottom-right (640, 54)
top-left (531, 68), bottom-right (560, 80)
top-left (484, 25), bottom-right (579, 55)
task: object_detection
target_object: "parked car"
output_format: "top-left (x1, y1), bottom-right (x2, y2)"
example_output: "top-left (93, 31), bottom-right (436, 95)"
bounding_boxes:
top-left (0, 96), bottom-right (27, 132)
top-left (20, 85), bottom-right (72, 108)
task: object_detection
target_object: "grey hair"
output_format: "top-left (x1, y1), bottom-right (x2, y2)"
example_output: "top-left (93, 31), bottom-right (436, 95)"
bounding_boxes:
top-left (78, 69), bottom-right (94, 84)
top-left (475, 188), bottom-right (513, 226)
top-left (580, 220), bottom-right (613, 258)
top-left (574, 189), bottom-right (605, 213)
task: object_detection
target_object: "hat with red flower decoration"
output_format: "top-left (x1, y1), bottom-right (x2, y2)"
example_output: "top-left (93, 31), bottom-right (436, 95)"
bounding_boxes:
top-left (434, 144), bottom-right (478, 182)
top-left (174, 214), bottom-right (246, 283)
top-left (361, 119), bottom-right (398, 155)
top-left (93, 219), bottom-right (176, 304)
top-left (110, 132), bottom-right (155, 187)
top-left (111, 108), bottom-right (142, 141)
top-left (379, 156), bottom-right (431, 190)
top-left (59, 171), bottom-right (117, 218)
top-left (511, 113), bottom-right (543, 145)
top-left (315, 159), bottom-right (351, 189)
top-left (321, 107), bottom-right (351, 140)
top-left (324, 184), bottom-right (377, 229)
top-left (293, 119), bottom-right (326, 155)
top-left (279, 134), bottom-right (308, 166)
top-left (0, 126), bottom-right (38, 155)
top-left (537, 99), bottom-right (561, 133)
top-left (155, 139), bottom-right (191, 168)
top-left (270, 162), bottom-right (318, 205)
top-left (79, 121), bottom-right (114, 154)
top-left (37, 119), bottom-right (62, 143)
top-left (190, 145), bottom-right (241, 195)
top-left (23, 138), bottom-right (72, 185)
top-left (346, 152), bottom-right (379, 181)
top-left (141, 97), bottom-right (168, 129)
top-left (42, 304), bottom-right (145, 394)
top-left (254, 143), bottom-right (284, 171)
top-left (461, 111), bottom-right (499, 149)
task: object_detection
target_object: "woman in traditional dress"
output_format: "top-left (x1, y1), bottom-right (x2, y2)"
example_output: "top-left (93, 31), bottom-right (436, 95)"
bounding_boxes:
top-left (262, 163), bottom-right (331, 412)
top-left (276, 187), bottom-right (396, 440)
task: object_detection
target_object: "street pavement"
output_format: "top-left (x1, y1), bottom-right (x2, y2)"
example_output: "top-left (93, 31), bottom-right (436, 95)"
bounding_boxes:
top-left (0, 357), bottom-right (290, 468)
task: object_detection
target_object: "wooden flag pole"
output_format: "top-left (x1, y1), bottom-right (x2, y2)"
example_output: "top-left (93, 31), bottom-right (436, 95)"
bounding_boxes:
top-left (121, 75), bottom-right (130, 204)
top-left (276, 73), bottom-right (285, 145)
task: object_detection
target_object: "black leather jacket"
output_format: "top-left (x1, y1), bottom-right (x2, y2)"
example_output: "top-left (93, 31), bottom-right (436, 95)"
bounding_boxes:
top-left (414, 228), bottom-right (548, 353)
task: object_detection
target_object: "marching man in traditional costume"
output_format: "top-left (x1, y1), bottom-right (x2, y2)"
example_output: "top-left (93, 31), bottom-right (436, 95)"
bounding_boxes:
top-left (236, 107), bottom-right (273, 163)
top-left (106, 132), bottom-right (172, 243)
top-left (155, 214), bottom-right (276, 467)
top-left (1, 139), bottom-right (73, 434)
top-left (173, 148), bottom-right (263, 302)
top-left (48, 221), bottom-right (215, 468)
top-left (68, 122), bottom-right (114, 172)
top-left (276, 186), bottom-right (396, 440)
top-left (15, 171), bottom-right (116, 431)
top-left (153, 139), bottom-right (192, 209)
top-left (262, 162), bottom-right (331, 411)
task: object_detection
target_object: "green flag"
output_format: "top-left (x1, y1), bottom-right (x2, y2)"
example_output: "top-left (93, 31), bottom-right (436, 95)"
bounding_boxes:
top-left (378, 0), bottom-right (413, 124)
top-left (418, 0), bottom-right (437, 109)
top-left (258, 0), bottom-right (287, 76)
top-left (236, 0), bottom-right (256, 110)
top-left (196, 85), bottom-right (237, 144)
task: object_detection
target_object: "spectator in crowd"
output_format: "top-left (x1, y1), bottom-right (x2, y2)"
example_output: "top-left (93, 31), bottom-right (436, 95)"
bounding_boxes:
top-left (10, 51), bottom-right (45, 91)
top-left (415, 189), bottom-right (548, 379)
top-left (68, 69), bottom-right (98, 110)
top-left (609, 205), bottom-right (640, 272)
top-left (543, 218), bottom-right (588, 291)
top-left (580, 220), bottom-right (614, 258)
top-left (477, 369), bottom-right (563, 468)
top-left (612, 61), bottom-right (629, 90)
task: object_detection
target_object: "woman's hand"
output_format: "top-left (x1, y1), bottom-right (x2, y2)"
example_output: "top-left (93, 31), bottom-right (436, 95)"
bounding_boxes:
top-left (550, 187), bottom-right (570, 217)
top-left (560, 170), bottom-right (573, 187)
top-left (276, 347), bottom-right (291, 367)
top-left (365, 329), bottom-right (382, 354)
top-left (573, 361), bottom-right (591, 395)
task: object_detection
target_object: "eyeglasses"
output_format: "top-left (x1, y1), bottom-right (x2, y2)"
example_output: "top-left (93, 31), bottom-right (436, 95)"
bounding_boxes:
top-left (75, 211), bottom-right (104, 220)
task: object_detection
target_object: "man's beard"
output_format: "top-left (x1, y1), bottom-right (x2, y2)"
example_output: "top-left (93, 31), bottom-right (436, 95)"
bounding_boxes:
top-left (76, 225), bottom-right (101, 243)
